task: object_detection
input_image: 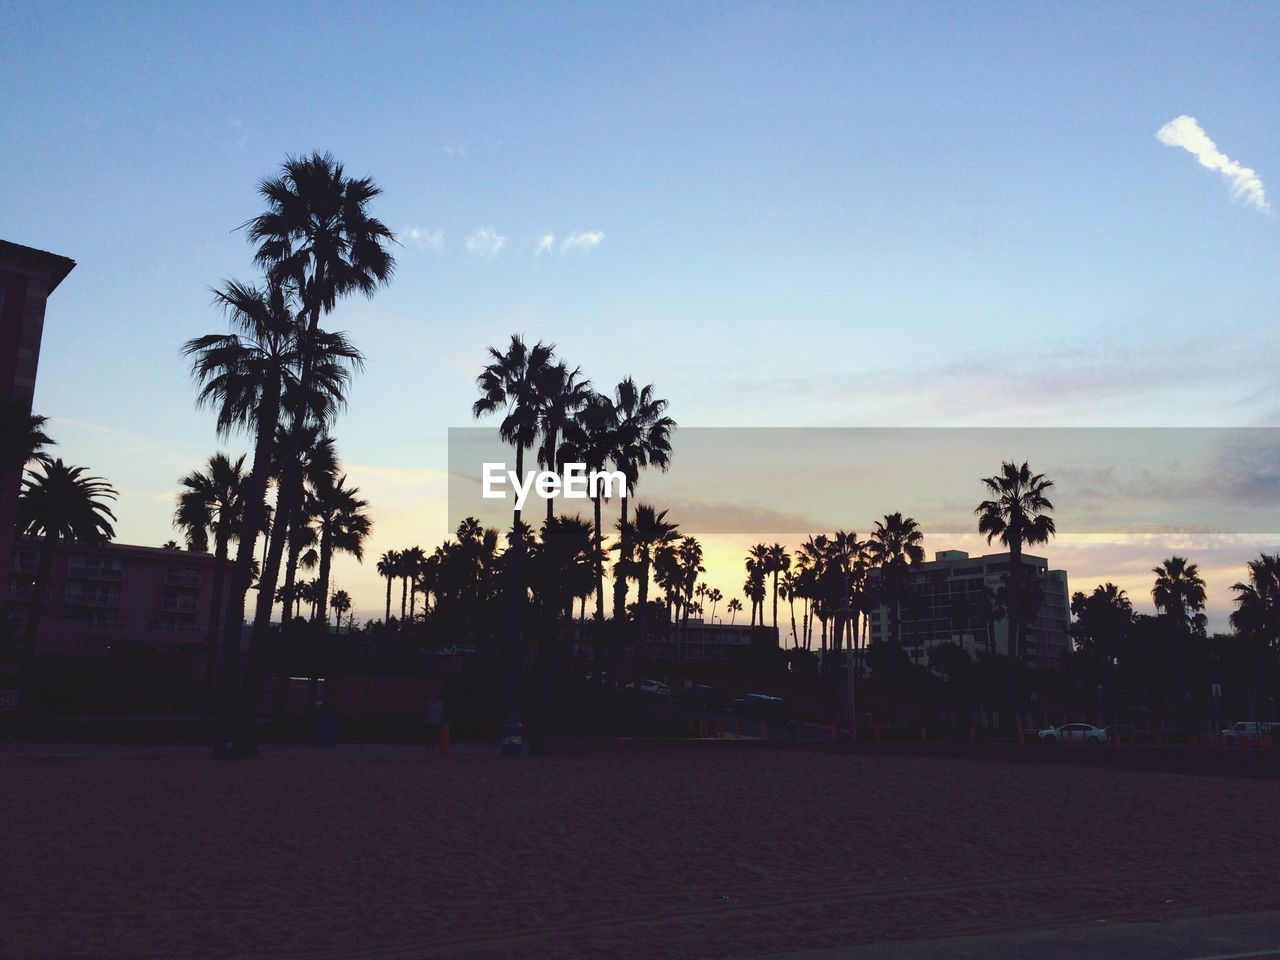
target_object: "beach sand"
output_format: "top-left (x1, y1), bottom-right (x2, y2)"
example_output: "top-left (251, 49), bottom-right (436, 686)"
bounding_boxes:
top-left (3, 745), bottom-right (1277, 959)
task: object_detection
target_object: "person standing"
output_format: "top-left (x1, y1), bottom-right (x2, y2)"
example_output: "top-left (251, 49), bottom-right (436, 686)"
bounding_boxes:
top-left (423, 693), bottom-right (444, 753)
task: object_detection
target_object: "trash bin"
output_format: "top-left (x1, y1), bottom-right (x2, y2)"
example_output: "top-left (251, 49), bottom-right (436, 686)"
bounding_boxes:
top-left (501, 721), bottom-right (523, 756)
top-left (315, 711), bottom-right (338, 746)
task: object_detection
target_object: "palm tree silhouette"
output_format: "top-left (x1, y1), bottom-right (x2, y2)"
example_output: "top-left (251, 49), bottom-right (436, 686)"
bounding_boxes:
top-left (330, 589), bottom-right (352, 633)
top-left (1231, 554), bottom-right (1280, 724)
top-left (975, 462), bottom-right (1055, 665)
top-left (745, 543), bottom-right (769, 627)
top-left (766, 543), bottom-right (791, 634)
top-left (623, 505), bottom-right (680, 653)
top-left (707, 587), bottom-right (723, 624)
top-left (535, 362), bottom-right (592, 524)
top-left (377, 550), bottom-right (400, 625)
top-left (185, 279), bottom-right (301, 753)
top-left (309, 474), bottom-right (371, 624)
top-left (868, 513), bottom-right (925, 649)
top-left (0, 400), bottom-right (55, 469)
top-left (275, 424), bottom-right (337, 626)
top-left (1153, 555), bottom-right (1206, 711)
top-left (242, 153), bottom-right (394, 752)
top-left (400, 545), bottom-right (426, 625)
top-left (15, 460), bottom-right (116, 700)
top-left (174, 452), bottom-right (247, 682)
top-left (727, 597), bottom-right (743, 625)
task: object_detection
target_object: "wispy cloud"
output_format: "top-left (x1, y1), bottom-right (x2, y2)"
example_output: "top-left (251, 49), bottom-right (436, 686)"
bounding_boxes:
top-left (404, 226), bottom-right (444, 253)
top-left (1156, 115), bottom-right (1270, 214)
top-left (535, 233), bottom-right (556, 255)
top-left (464, 227), bottom-right (506, 259)
top-left (442, 143), bottom-right (467, 158)
top-left (561, 230), bottom-right (605, 253)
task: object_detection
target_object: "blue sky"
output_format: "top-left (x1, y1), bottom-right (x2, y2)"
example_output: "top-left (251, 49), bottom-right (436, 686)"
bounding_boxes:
top-left (2, 2), bottom-right (1278, 623)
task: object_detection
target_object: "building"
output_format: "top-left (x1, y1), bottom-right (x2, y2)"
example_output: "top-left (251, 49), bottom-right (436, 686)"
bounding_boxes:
top-left (867, 549), bottom-right (1070, 670)
top-left (0, 240), bottom-right (77, 586)
top-left (7, 537), bottom-right (227, 657)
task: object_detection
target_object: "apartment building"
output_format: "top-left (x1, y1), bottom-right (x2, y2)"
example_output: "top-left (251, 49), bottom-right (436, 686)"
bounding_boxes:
top-left (7, 537), bottom-right (227, 657)
top-left (867, 549), bottom-right (1070, 670)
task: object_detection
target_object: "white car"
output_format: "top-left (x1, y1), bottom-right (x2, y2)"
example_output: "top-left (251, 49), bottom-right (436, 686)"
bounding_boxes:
top-left (1039, 722), bottom-right (1109, 745)
top-left (628, 679), bottom-right (671, 698)
top-left (1221, 721), bottom-right (1277, 745)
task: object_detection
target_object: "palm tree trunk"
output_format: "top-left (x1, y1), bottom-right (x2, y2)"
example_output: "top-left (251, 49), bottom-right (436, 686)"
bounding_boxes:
top-left (384, 576), bottom-right (392, 624)
top-left (400, 577), bottom-right (408, 624)
top-left (214, 386), bottom-right (279, 756)
top-left (203, 532), bottom-right (230, 705)
top-left (314, 532), bottom-right (333, 625)
top-left (789, 596), bottom-right (798, 648)
top-left (611, 497), bottom-right (629, 679)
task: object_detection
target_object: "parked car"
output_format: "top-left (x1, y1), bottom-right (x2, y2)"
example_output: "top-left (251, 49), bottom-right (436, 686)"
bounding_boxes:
top-left (1103, 723), bottom-right (1151, 744)
top-left (626, 679), bottom-right (671, 698)
top-left (732, 693), bottom-right (790, 722)
top-left (1039, 722), bottom-right (1108, 745)
top-left (1221, 721), bottom-right (1278, 744)
top-left (673, 684), bottom-right (723, 709)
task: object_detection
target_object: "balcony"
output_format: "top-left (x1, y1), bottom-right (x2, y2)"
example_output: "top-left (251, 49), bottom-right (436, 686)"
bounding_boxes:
top-left (161, 596), bottom-right (199, 614)
top-left (64, 589), bottom-right (121, 608)
top-left (67, 560), bottom-right (124, 581)
top-left (165, 568), bottom-right (201, 587)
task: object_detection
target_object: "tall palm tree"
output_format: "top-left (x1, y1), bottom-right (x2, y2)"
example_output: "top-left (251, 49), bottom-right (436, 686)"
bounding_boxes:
top-left (275, 423), bottom-right (338, 625)
top-left (707, 587), bottom-right (723, 624)
top-left (242, 153), bottom-right (395, 751)
top-left (766, 543), bottom-right (790, 634)
top-left (14, 460), bottom-right (116, 699)
top-left (185, 279), bottom-right (302, 753)
top-left (602, 379), bottom-right (675, 671)
top-left (727, 597), bottom-right (743, 625)
top-left (975, 462), bottom-right (1055, 664)
top-left (779, 570), bottom-right (801, 647)
top-left (623, 505), bottom-right (680, 652)
top-left (868, 513), bottom-right (925, 649)
top-left (174, 453), bottom-right (247, 683)
top-left (536, 362), bottom-right (592, 524)
top-left (1153, 555), bottom-right (1206, 709)
top-left (745, 543), bottom-right (770, 627)
top-left (473, 335), bottom-right (556, 531)
top-left (309, 474), bottom-right (372, 625)
top-left (377, 549), bottom-right (400, 625)
top-left (330, 590), bottom-right (352, 633)
top-left (1231, 554), bottom-right (1280, 723)
top-left (400, 545), bottom-right (426, 625)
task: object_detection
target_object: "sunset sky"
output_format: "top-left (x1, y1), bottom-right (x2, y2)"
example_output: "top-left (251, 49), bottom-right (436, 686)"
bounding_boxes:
top-left (3, 1), bottom-right (1278, 626)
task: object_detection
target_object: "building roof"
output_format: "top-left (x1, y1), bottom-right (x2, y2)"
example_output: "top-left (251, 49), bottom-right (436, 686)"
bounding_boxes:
top-left (0, 239), bottom-right (76, 293)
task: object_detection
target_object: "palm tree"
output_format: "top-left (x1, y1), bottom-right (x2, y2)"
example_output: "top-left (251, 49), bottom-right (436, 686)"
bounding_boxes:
top-left (473, 335), bottom-right (556, 531)
top-left (174, 453), bottom-right (247, 684)
top-left (868, 513), bottom-right (925, 649)
top-left (602, 378), bottom-right (675, 670)
top-left (276, 424), bottom-right (338, 626)
top-left (14, 460), bottom-right (116, 699)
top-left (309, 474), bottom-right (372, 625)
top-left (0, 400), bottom-right (55, 470)
top-left (707, 587), bottom-right (723, 624)
top-left (779, 570), bottom-right (801, 647)
top-left (536, 362), bottom-right (592, 524)
top-left (727, 597), bottom-right (743, 625)
top-left (766, 543), bottom-right (790, 633)
top-left (1231, 554), bottom-right (1280, 724)
top-left (975, 462), bottom-right (1055, 664)
top-left (242, 153), bottom-right (394, 751)
top-left (400, 545), bottom-right (426, 625)
top-left (330, 590), bottom-right (352, 633)
top-left (623, 505), bottom-right (680, 652)
top-left (185, 279), bottom-right (303, 752)
top-left (745, 543), bottom-right (769, 627)
top-left (377, 550), bottom-right (399, 625)
top-left (1153, 555), bottom-right (1206, 709)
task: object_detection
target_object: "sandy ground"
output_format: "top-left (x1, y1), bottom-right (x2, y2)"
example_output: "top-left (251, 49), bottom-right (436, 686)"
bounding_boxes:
top-left (2, 745), bottom-right (1278, 960)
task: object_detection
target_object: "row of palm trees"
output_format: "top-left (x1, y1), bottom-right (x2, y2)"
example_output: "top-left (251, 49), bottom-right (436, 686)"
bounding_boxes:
top-left (180, 152), bottom-right (394, 756)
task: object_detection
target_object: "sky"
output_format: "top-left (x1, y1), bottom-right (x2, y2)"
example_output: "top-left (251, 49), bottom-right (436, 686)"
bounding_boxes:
top-left (2, 1), bottom-right (1279, 628)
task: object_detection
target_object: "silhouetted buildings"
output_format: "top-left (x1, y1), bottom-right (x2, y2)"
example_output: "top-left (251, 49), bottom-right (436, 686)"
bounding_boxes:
top-left (7, 538), bottom-right (225, 656)
top-left (0, 239), bottom-right (76, 586)
top-left (868, 549), bottom-right (1070, 670)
